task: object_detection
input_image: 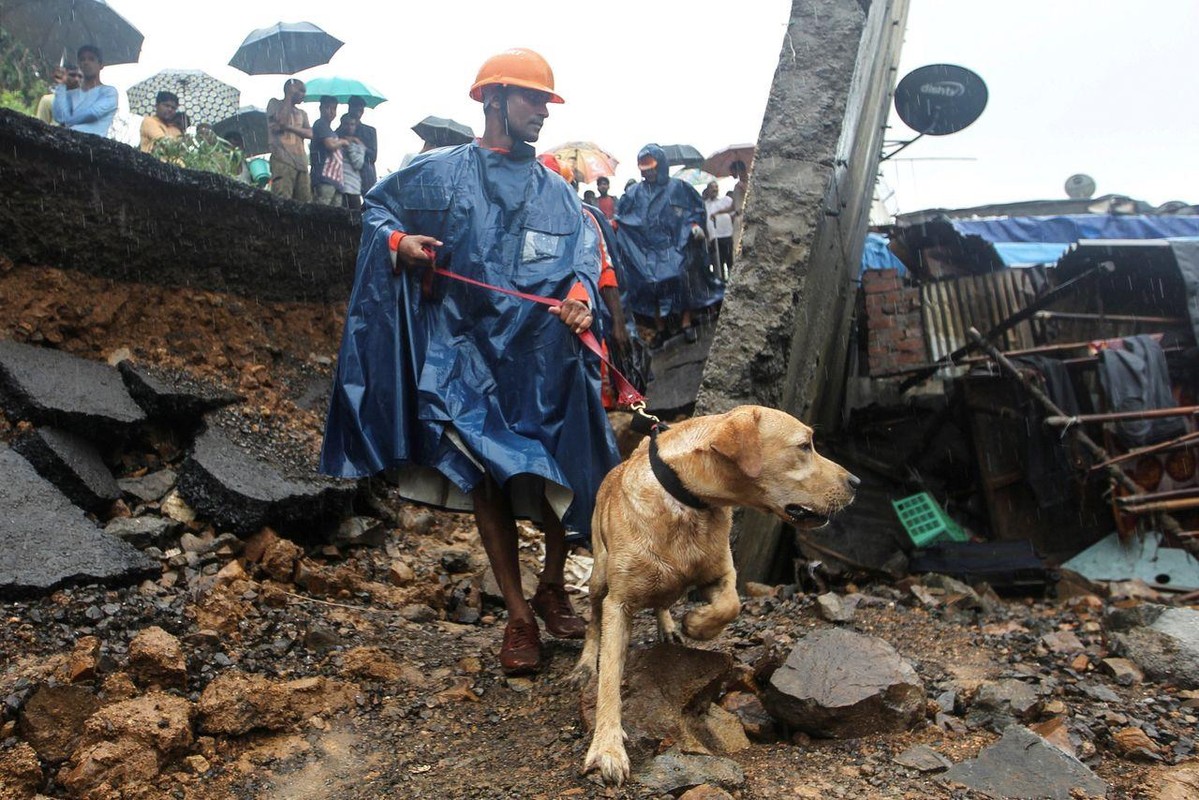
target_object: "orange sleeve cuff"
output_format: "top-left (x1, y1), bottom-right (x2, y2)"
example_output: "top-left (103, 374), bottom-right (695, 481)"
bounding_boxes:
top-left (388, 230), bottom-right (407, 251)
top-left (566, 281), bottom-right (591, 305)
top-left (598, 265), bottom-right (619, 290)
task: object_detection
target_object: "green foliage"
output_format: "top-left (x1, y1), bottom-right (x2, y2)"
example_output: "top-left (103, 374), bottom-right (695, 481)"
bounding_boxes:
top-left (0, 28), bottom-right (49, 112)
top-left (149, 134), bottom-right (247, 180)
top-left (0, 88), bottom-right (39, 115)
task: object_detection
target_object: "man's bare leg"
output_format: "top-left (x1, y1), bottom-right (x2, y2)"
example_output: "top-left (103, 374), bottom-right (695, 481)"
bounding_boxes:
top-left (540, 496), bottom-right (568, 586)
top-left (532, 495), bottom-right (586, 639)
top-left (473, 476), bottom-right (542, 673)
top-left (471, 475), bottom-right (533, 625)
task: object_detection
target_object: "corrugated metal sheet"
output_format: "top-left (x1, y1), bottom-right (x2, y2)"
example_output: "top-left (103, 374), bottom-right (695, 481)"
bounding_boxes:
top-left (920, 270), bottom-right (1039, 365)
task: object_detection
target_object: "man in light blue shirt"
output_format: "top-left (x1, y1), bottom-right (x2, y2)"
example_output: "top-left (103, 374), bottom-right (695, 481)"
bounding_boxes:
top-left (52, 45), bottom-right (118, 137)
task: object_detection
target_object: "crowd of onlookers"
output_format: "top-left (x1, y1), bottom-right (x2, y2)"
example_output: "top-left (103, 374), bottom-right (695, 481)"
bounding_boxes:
top-left (37, 44), bottom-right (752, 341)
top-left (263, 79), bottom-right (377, 208)
top-left (36, 45), bottom-right (381, 207)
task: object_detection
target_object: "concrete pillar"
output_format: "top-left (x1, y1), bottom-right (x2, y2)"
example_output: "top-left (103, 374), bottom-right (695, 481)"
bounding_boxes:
top-left (695, 0), bottom-right (911, 584)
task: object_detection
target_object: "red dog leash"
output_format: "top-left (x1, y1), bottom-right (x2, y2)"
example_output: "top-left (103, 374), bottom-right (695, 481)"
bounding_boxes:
top-left (417, 245), bottom-right (648, 410)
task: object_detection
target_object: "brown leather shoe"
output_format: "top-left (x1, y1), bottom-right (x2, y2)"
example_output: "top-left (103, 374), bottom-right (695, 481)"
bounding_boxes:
top-left (500, 618), bottom-right (542, 675)
top-left (531, 581), bottom-right (587, 639)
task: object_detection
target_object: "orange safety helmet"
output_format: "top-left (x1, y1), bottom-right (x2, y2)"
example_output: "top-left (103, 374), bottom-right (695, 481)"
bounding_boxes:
top-left (469, 48), bottom-right (564, 104)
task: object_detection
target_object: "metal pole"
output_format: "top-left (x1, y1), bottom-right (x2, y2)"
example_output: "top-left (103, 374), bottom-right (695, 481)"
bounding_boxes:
top-left (1044, 406), bottom-right (1199, 427)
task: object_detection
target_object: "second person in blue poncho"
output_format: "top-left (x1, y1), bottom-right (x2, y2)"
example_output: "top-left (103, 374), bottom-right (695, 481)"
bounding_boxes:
top-left (614, 145), bottom-right (724, 345)
top-left (320, 48), bottom-right (621, 675)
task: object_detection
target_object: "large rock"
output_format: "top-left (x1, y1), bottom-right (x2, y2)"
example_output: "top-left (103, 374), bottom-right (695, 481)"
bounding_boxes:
top-left (0, 741), bottom-right (43, 799)
top-left (764, 627), bottom-right (925, 737)
top-left (117, 468), bottom-right (177, 504)
top-left (580, 644), bottom-right (738, 754)
top-left (10, 426), bottom-right (120, 513)
top-left (59, 738), bottom-right (160, 799)
top-left (117, 360), bottom-right (241, 426)
top-left (18, 684), bottom-right (101, 763)
top-left (942, 725), bottom-right (1107, 799)
top-left (0, 339), bottom-right (145, 440)
top-left (1106, 604), bottom-right (1199, 689)
top-left (966, 679), bottom-right (1042, 732)
top-left (1152, 762), bottom-right (1199, 800)
top-left (197, 670), bottom-right (359, 735)
top-left (77, 692), bottom-right (194, 757)
top-left (636, 750), bottom-right (745, 794)
top-left (104, 515), bottom-right (179, 549)
top-left (0, 444), bottom-right (157, 598)
top-left (128, 626), bottom-right (188, 690)
top-left (177, 425), bottom-right (354, 535)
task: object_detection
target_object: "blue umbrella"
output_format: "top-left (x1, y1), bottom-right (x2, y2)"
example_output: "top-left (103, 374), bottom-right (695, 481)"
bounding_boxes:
top-left (302, 76), bottom-right (387, 108)
top-left (229, 22), bottom-right (342, 76)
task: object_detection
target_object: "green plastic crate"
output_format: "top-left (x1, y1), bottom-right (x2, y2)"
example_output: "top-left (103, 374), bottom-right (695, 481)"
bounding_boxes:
top-left (892, 492), bottom-right (969, 548)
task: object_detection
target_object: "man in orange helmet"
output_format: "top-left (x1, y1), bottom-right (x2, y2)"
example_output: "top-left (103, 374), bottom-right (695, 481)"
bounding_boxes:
top-left (323, 49), bottom-right (620, 675)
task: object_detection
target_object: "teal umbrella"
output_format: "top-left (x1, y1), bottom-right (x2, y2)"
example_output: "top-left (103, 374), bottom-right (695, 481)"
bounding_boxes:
top-left (301, 76), bottom-right (386, 108)
top-left (673, 168), bottom-right (717, 188)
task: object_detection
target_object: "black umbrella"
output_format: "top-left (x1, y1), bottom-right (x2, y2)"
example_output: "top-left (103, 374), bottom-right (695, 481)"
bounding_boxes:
top-left (659, 144), bottom-right (705, 169)
top-left (214, 106), bottom-right (269, 156)
top-left (1, 0), bottom-right (143, 67)
top-left (228, 21), bottom-right (343, 75)
top-left (411, 116), bottom-right (476, 148)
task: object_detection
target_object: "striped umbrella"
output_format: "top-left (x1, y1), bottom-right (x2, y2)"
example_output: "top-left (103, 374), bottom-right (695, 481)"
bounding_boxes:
top-left (128, 69), bottom-right (239, 125)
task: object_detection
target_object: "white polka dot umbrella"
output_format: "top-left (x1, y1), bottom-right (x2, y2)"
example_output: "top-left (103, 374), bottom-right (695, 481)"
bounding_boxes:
top-left (127, 69), bottom-right (240, 126)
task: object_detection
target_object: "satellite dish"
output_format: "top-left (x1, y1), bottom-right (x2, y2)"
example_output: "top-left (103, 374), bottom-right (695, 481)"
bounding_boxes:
top-left (894, 64), bottom-right (988, 136)
top-left (1065, 174), bottom-right (1097, 199)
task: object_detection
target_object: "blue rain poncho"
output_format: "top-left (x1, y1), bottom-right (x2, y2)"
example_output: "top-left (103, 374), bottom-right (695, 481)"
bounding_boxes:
top-left (320, 139), bottom-right (620, 534)
top-left (614, 144), bottom-right (723, 318)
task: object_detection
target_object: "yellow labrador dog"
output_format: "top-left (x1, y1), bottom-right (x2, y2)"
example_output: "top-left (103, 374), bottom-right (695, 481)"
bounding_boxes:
top-left (573, 405), bottom-right (858, 785)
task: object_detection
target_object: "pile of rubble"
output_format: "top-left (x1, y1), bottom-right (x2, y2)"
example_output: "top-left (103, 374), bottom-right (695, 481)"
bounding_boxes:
top-left (0, 339), bottom-right (354, 597)
top-left (2, 337), bottom-right (1199, 798)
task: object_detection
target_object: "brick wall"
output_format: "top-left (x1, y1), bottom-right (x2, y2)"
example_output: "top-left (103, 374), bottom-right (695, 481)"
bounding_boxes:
top-left (863, 268), bottom-right (925, 375)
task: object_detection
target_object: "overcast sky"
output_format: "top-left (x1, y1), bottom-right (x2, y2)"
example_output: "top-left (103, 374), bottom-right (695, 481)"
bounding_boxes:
top-left (880, 0), bottom-right (1199, 214)
top-left (97, 0), bottom-right (1198, 216)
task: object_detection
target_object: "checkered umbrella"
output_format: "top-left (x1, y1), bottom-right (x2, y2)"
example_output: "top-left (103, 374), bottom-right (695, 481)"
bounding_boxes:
top-left (127, 69), bottom-right (240, 125)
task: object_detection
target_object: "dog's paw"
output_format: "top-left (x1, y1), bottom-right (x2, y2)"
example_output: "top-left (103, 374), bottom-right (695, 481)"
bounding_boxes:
top-left (583, 738), bottom-right (631, 786)
top-left (568, 661), bottom-right (596, 688)
top-left (657, 627), bottom-right (683, 645)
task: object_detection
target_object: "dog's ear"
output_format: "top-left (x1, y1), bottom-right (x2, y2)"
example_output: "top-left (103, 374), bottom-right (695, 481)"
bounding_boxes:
top-left (710, 407), bottom-right (763, 479)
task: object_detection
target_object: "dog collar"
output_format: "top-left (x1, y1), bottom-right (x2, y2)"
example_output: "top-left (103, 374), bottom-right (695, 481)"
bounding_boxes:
top-left (648, 429), bottom-right (710, 511)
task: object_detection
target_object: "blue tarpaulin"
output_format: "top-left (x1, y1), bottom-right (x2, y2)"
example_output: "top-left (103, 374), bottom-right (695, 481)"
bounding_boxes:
top-left (861, 232), bottom-right (907, 274)
top-left (949, 215), bottom-right (1199, 267)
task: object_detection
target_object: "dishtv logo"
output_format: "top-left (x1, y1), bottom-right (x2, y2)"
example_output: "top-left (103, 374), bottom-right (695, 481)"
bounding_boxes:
top-left (919, 81), bottom-right (966, 98)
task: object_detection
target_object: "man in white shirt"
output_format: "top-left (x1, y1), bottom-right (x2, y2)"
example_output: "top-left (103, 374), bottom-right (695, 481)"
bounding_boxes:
top-left (703, 181), bottom-right (735, 280)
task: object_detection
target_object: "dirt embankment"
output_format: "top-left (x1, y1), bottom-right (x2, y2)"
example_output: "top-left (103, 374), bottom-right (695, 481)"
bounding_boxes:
top-left (0, 257), bottom-right (343, 470)
top-left (0, 109), bottom-right (359, 304)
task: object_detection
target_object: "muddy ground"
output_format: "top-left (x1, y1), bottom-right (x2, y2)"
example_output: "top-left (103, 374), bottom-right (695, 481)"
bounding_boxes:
top-left (1, 259), bottom-right (1197, 799)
